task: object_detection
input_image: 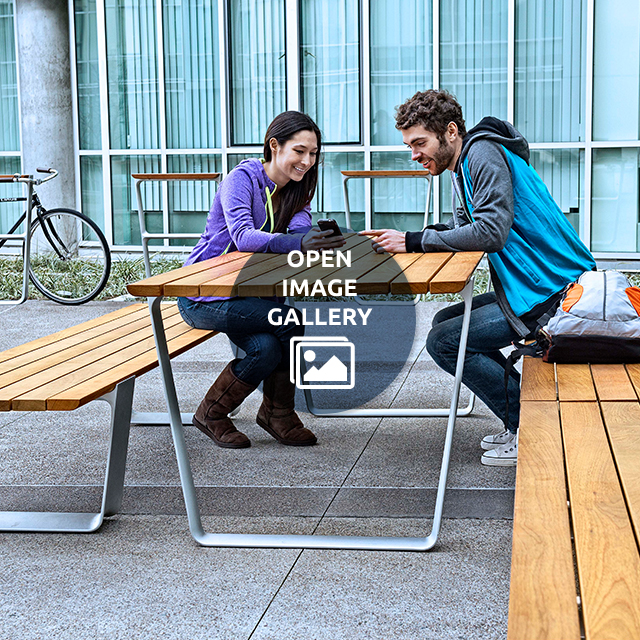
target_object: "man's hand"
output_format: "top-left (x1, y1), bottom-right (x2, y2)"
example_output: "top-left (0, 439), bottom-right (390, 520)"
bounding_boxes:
top-left (301, 228), bottom-right (347, 252)
top-left (358, 229), bottom-right (407, 254)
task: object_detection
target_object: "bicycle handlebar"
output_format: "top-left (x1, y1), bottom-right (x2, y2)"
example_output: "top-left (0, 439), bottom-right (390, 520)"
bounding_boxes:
top-left (0, 168), bottom-right (58, 184)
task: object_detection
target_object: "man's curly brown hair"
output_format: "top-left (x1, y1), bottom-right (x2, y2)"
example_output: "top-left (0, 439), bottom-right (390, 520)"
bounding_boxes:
top-left (395, 90), bottom-right (467, 141)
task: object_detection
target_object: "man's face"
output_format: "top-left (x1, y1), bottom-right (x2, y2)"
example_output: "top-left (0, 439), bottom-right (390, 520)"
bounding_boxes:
top-left (402, 124), bottom-right (457, 175)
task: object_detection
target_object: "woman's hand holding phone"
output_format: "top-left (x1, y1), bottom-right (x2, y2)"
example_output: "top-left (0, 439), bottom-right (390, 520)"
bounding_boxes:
top-left (301, 227), bottom-right (347, 252)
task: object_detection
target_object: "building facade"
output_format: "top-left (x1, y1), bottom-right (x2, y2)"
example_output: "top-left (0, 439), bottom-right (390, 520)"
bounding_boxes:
top-left (1, 0), bottom-right (640, 258)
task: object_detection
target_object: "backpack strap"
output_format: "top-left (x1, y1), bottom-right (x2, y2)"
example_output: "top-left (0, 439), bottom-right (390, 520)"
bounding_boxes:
top-left (504, 340), bottom-right (543, 430)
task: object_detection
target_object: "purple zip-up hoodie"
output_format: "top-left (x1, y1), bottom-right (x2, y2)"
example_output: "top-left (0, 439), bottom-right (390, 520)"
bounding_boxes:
top-left (184, 158), bottom-right (313, 302)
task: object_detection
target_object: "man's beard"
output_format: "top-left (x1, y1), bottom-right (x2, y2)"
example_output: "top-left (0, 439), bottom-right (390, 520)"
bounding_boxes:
top-left (428, 139), bottom-right (456, 175)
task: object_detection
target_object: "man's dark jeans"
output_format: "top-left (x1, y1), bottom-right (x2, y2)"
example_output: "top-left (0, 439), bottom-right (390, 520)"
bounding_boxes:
top-left (177, 297), bottom-right (304, 386)
top-left (426, 292), bottom-right (522, 433)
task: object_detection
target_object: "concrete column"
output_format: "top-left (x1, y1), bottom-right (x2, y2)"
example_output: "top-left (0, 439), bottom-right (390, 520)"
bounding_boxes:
top-left (15, 0), bottom-right (76, 209)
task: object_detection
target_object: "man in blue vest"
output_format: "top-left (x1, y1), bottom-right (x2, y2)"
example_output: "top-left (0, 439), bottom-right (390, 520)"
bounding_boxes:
top-left (361, 89), bottom-right (595, 467)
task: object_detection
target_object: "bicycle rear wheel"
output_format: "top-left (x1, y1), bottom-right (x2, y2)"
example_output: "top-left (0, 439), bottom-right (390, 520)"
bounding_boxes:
top-left (29, 208), bottom-right (111, 304)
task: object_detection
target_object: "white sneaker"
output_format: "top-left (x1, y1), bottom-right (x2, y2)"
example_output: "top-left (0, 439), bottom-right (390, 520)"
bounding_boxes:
top-left (481, 429), bottom-right (515, 451)
top-left (481, 432), bottom-right (518, 467)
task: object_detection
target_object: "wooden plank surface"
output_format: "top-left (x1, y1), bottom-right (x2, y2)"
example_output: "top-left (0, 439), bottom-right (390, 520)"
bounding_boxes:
top-left (353, 253), bottom-right (424, 294)
top-left (389, 253), bottom-right (452, 294)
top-left (341, 170), bottom-right (429, 178)
top-left (508, 401), bottom-right (581, 640)
top-left (520, 358), bottom-right (556, 401)
top-left (591, 364), bottom-right (638, 401)
top-left (126, 253), bottom-right (249, 297)
top-left (131, 173), bottom-right (221, 181)
top-left (163, 253), bottom-right (277, 297)
top-left (624, 363), bottom-right (640, 399)
top-left (0, 304), bottom-right (144, 365)
top-left (560, 402), bottom-right (640, 640)
top-left (556, 364), bottom-right (597, 401)
top-left (428, 251), bottom-right (484, 294)
top-left (0, 307), bottom-right (185, 411)
top-left (600, 401), bottom-right (640, 544)
top-left (46, 325), bottom-right (215, 411)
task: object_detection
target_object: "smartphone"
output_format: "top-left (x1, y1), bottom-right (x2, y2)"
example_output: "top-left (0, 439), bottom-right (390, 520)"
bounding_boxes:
top-left (317, 218), bottom-right (343, 238)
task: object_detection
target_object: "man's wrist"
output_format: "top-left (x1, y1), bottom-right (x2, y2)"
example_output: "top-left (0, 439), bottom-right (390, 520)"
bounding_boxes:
top-left (405, 231), bottom-right (424, 253)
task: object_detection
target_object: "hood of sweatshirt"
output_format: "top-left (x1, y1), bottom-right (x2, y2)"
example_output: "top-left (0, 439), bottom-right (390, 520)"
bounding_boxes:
top-left (456, 117), bottom-right (529, 172)
top-left (237, 158), bottom-right (277, 193)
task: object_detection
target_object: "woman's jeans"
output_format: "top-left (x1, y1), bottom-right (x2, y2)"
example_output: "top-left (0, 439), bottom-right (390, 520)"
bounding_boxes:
top-left (177, 297), bottom-right (304, 386)
top-left (426, 293), bottom-right (522, 433)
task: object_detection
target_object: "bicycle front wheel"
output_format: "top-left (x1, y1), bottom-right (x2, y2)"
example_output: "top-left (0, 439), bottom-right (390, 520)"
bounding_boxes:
top-left (29, 208), bottom-right (111, 304)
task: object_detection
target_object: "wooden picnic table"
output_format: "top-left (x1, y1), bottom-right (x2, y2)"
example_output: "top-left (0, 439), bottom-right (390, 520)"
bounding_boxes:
top-left (127, 234), bottom-right (484, 550)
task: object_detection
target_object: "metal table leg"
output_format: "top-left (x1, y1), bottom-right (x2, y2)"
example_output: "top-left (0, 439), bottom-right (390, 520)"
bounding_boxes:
top-left (150, 278), bottom-right (475, 550)
top-left (0, 377), bottom-right (135, 533)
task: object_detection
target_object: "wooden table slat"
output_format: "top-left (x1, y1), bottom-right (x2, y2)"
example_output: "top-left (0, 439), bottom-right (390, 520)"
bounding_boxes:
top-left (0, 308), bottom-right (186, 411)
top-left (591, 364), bottom-right (637, 401)
top-left (340, 170), bottom-right (430, 178)
top-left (508, 401), bottom-right (581, 640)
top-left (520, 358), bottom-right (557, 401)
top-left (560, 402), bottom-right (640, 640)
top-left (163, 252), bottom-right (278, 297)
top-left (131, 173), bottom-right (221, 181)
top-left (127, 253), bottom-right (250, 297)
top-left (389, 252), bottom-right (453, 295)
top-left (556, 364), bottom-right (597, 401)
top-left (352, 253), bottom-right (424, 294)
top-left (46, 326), bottom-right (215, 411)
top-left (0, 304), bottom-right (145, 365)
top-left (600, 401), bottom-right (640, 546)
top-left (429, 251), bottom-right (484, 294)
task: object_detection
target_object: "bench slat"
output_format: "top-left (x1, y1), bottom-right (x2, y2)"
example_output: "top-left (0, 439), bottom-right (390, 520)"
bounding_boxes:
top-left (590, 364), bottom-right (638, 401)
top-left (0, 307), bottom-right (185, 411)
top-left (0, 305), bottom-right (178, 385)
top-left (600, 401), bottom-right (640, 544)
top-left (560, 402), bottom-right (640, 640)
top-left (556, 364), bottom-right (596, 401)
top-left (47, 325), bottom-right (214, 410)
top-left (520, 358), bottom-right (556, 401)
top-left (0, 304), bottom-right (145, 366)
top-left (508, 401), bottom-right (581, 640)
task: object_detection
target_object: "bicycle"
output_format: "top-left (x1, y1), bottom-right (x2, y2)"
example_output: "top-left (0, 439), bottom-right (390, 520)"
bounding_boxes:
top-left (0, 168), bottom-right (111, 305)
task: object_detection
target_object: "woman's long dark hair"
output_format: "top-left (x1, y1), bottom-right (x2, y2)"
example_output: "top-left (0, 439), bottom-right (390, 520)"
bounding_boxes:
top-left (263, 111), bottom-right (321, 234)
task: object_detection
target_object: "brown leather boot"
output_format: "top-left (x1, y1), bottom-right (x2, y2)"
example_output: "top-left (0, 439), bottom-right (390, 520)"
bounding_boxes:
top-left (193, 360), bottom-right (256, 448)
top-left (256, 368), bottom-right (317, 446)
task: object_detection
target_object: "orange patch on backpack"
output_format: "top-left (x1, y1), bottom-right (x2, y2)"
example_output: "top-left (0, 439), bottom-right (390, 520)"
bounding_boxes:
top-left (562, 283), bottom-right (583, 312)
top-left (626, 287), bottom-right (640, 316)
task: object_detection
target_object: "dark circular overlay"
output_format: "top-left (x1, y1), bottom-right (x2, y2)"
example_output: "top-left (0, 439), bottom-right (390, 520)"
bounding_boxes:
top-left (234, 250), bottom-right (418, 410)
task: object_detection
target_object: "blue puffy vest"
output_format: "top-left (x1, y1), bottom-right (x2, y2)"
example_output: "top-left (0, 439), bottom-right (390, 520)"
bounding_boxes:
top-left (459, 147), bottom-right (596, 317)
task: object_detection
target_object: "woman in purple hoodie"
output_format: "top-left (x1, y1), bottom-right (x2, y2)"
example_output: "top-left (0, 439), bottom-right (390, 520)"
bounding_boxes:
top-left (178, 111), bottom-right (345, 450)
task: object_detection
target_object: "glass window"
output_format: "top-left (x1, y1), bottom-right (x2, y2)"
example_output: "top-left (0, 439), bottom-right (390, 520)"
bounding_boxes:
top-left (530, 149), bottom-right (584, 236)
top-left (105, 0), bottom-right (160, 149)
top-left (80, 156), bottom-right (104, 230)
top-left (371, 152), bottom-right (432, 230)
top-left (228, 0), bottom-right (286, 145)
top-left (0, 0), bottom-right (19, 153)
top-left (370, 0), bottom-right (433, 145)
top-left (591, 148), bottom-right (640, 252)
top-left (593, 0), bottom-right (640, 141)
top-left (440, 0), bottom-right (508, 127)
top-left (166, 154), bottom-right (221, 245)
top-left (163, 0), bottom-right (220, 149)
top-left (300, 0), bottom-right (360, 143)
top-left (111, 155), bottom-right (161, 245)
top-left (515, 0), bottom-right (586, 142)
top-left (313, 152), bottom-right (364, 230)
top-left (75, 0), bottom-right (101, 150)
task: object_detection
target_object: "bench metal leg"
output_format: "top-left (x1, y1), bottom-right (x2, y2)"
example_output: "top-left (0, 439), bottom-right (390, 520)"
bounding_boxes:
top-left (150, 278), bottom-right (474, 550)
top-left (0, 377), bottom-right (135, 533)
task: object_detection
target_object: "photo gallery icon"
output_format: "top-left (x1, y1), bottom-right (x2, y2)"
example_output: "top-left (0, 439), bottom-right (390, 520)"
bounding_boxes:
top-left (290, 336), bottom-right (355, 390)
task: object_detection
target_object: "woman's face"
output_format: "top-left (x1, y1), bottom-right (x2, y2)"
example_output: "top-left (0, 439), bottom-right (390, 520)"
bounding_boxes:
top-left (269, 130), bottom-right (318, 187)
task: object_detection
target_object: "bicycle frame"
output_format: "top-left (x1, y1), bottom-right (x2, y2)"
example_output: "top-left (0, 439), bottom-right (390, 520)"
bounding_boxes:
top-left (0, 170), bottom-right (58, 305)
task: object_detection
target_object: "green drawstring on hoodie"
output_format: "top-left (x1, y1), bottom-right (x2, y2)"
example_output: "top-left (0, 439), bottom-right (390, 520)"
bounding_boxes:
top-left (221, 181), bottom-right (276, 256)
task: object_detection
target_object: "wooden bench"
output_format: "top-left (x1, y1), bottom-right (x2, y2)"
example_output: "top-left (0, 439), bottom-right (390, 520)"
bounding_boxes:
top-left (508, 357), bottom-right (640, 639)
top-left (0, 303), bottom-right (215, 533)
